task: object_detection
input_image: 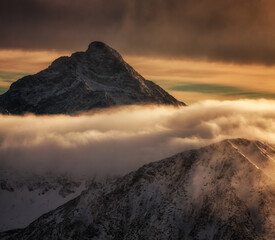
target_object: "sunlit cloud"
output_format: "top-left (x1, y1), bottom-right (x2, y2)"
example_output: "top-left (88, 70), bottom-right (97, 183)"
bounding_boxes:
top-left (126, 56), bottom-right (275, 94)
top-left (166, 82), bottom-right (275, 102)
top-left (127, 56), bottom-right (275, 103)
top-left (0, 49), bottom-right (68, 73)
top-left (1, 100), bottom-right (275, 177)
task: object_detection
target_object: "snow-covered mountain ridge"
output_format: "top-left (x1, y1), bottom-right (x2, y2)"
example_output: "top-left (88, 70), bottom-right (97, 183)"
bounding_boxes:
top-left (2, 138), bottom-right (275, 240)
top-left (0, 171), bottom-right (89, 232)
top-left (0, 41), bottom-right (185, 115)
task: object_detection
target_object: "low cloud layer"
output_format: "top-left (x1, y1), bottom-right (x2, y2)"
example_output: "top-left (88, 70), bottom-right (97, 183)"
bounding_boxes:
top-left (1, 0), bottom-right (275, 64)
top-left (1, 100), bottom-right (275, 177)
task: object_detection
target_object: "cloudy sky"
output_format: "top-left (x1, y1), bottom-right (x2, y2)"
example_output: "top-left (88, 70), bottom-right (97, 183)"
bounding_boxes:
top-left (1, 0), bottom-right (275, 102)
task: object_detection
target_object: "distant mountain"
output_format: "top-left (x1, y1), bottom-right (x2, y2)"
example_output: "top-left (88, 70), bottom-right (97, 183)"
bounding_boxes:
top-left (3, 139), bottom-right (275, 239)
top-left (0, 171), bottom-right (87, 232)
top-left (0, 41), bottom-right (185, 115)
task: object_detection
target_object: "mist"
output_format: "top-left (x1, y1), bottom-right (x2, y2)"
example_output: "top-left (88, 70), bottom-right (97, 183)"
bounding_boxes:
top-left (1, 99), bottom-right (275, 177)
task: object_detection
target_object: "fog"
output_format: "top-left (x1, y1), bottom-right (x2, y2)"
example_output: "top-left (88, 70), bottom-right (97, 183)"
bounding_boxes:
top-left (1, 100), bottom-right (275, 177)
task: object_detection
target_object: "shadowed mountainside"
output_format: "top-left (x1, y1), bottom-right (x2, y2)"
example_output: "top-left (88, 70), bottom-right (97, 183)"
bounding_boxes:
top-left (0, 41), bottom-right (185, 115)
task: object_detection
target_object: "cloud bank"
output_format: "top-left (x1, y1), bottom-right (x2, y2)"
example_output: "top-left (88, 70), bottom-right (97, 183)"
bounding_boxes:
top-left (1, 100), bottom-right (275, 177)
top-left (1, 0), bottom-right (275, 64)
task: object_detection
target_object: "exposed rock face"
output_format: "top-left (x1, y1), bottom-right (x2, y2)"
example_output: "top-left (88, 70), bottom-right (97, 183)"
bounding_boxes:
top-left (3, 139), bottom-right (275, 239)
top-left (0, 41), bottom-right (185, 115)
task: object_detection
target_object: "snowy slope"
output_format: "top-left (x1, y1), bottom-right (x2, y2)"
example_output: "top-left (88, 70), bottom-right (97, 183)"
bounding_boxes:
top-left (0, 41), bottom-right (185, 115)
top-left (0, 172), bottom-right (87, 232)
top-left (3, 138), bottom-right (275, 240)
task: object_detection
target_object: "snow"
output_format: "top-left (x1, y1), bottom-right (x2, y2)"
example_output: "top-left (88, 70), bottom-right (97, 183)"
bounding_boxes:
top-left (0, 178), bottom-right (86, 231)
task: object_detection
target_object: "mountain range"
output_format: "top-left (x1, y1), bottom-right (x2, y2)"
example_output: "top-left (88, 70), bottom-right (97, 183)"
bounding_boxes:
top-left (1, 138), bottom-right (275, 240)
top-left (1, 41), bottom-right (274, 240)
top-left (0, 41), bottom-right (184, 115)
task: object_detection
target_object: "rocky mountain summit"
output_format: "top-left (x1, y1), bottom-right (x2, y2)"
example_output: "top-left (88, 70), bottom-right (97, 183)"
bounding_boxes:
top-left (2, 138), bottom-right (275, 239)
top-left (0, 41), bottom-right (185, 115)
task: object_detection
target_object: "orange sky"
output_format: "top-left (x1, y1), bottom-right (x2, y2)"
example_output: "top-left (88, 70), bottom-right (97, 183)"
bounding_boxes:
top-left (1, 50), bottom-right (275, 104)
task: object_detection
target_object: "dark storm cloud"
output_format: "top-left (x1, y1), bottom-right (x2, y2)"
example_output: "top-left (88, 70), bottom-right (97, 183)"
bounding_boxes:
top-left (0, 0), bottom-right (126, 50)
top-left (1, 0), bottom-right (275, 64)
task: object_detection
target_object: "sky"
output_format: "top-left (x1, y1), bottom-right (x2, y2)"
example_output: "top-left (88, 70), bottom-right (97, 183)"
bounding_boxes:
top-left (1, 0), bottom-right (275, 102)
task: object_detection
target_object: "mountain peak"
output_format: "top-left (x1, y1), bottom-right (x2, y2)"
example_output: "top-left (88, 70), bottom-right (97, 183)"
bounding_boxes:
top-left (87, 41), bottom-right (113, 52)
top-left (86, 41), bottom-right (123, 63)
top-left (0, 42), bottom-right (185, 115)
